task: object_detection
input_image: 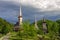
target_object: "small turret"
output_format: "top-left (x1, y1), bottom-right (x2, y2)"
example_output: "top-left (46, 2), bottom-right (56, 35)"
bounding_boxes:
top-left (42, 17), bottom-right (48, 34)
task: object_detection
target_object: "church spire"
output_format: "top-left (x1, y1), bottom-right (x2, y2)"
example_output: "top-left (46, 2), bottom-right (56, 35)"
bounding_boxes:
top-left (35, 15), bottom-right (39, 30)
top-left (42, 17), bottom-right (48, 34)
top-left (13, 1), bottom-right (23, 32)
top-left (20, 0), bottom-right (22, 16)
top-left (18, 3), bottom-right (23, 26)
top-left (20, 5), bottom-right (22, 16)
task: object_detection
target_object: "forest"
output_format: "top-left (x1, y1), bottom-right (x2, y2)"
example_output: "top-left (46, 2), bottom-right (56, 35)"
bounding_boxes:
top-left (0, 18), bottom-right (60, 40)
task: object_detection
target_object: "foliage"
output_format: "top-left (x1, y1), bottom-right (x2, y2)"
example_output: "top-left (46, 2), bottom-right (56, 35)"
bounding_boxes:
top-left (0, 18), bottom-right (60, 40)
top-left (9, 20), bottom-right (60, 40)
top-left (0, 18), bottom-right (13, 34)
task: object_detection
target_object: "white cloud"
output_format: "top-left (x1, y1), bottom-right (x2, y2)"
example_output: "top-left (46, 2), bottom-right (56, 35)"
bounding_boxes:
top-left (1, 0), bottom-right (60, 11)
top-left (20, 0), bottom-right (60, 11)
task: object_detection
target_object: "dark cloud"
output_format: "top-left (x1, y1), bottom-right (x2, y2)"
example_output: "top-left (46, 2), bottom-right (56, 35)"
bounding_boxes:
top-left (0, 1), bottom-right (19, 23)
top-left (0, 1), bottom-right (60, 23)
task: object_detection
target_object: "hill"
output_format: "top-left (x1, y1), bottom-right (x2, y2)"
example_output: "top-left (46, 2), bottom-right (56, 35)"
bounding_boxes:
top-left (0, 18), bottom-right (13, 35)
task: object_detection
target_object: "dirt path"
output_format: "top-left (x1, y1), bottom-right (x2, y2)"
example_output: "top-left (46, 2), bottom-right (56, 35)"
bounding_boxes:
top-left (0, 32), bottom-right (11, 40)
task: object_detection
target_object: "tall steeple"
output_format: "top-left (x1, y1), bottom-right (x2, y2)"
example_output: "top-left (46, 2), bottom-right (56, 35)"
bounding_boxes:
top-left (35, 15), bottom-right (39, 30)
top-left (18, 3), bottom-right (23, 26)
top-left (14, 2), bottom-right (23, 32)
top-left (20, 5), bottom-right (22, 16)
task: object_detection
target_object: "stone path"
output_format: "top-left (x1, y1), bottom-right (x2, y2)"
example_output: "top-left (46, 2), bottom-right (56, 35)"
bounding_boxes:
top-left (0, 32), bottom-right (11, 40)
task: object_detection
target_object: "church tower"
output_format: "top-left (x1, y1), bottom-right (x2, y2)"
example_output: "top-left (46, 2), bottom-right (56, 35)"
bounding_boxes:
top-left (18, 5), bottom-right (23, 26)
top-left (14, 4), bottom-right (23, 32)
top-left (35, 16), bottom-right (39, 30)
top-left (42, 17), bottom-right (48, 34)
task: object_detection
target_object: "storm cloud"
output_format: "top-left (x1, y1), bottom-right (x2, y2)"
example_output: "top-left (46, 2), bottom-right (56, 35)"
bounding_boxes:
top-left (0, 0), bottom-right (60, 23)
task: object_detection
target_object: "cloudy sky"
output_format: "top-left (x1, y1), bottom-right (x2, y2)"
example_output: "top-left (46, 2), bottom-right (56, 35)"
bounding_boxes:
top-left (0, 0), bottom-right (60, 23)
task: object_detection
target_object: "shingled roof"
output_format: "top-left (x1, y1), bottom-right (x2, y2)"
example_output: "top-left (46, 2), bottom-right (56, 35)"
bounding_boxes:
top-left (14, 22), bottom-right (20, 32)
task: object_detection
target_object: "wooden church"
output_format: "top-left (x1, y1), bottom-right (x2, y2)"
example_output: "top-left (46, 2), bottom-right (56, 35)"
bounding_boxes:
top-left (14, 5), bottom-right (23, 32)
